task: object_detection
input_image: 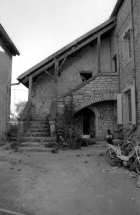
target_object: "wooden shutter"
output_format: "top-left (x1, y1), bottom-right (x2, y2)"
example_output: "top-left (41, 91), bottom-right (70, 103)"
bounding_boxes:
top-left (117, 94), bottom-right (122, 125)
top-left (131, 85), bottom-right (136, 125)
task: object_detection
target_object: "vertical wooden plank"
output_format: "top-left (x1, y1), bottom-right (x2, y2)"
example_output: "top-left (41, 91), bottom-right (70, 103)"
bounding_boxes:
top-left (113, 105), bottom-right (118, 131)
top-left (117, 94), bottom-right (122, 125)
top-left (97, 35), bottom-right (101, 73)
top-left (28, 75), bottom-right (32, 100)
top-left (54, 60), bottom-right (59, 99)
top-left (6, 85), bottom-right (10, 133)
top-left (131, 85), bottom-right (136, 125)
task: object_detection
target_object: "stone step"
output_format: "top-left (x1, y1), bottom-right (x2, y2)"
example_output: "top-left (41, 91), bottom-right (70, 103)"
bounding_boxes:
top-left (23, 136), bottom-right (56, 142)
top-left (28, 124), bottom-right (50, 129)
top-left (18, 146), bottom-right (52, 153)
top-left (29, 121), bottom-right (49, 125)
top-left (26, 128), bottom-right (50, 132)
top-left (24, 132), bottom-right (50, 137)
top-left (30, 118), bottom-right (49, 121)
top-left (8, 136), bottom-right (17, 141)
top-left (20, 142), bottom-right (53, 147)
top-left (10, 133), bottom-right (17, 137)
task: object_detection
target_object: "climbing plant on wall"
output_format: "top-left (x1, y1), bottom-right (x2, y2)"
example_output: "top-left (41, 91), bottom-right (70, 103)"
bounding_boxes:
top-left (56, 98), bottom-right (82, 149)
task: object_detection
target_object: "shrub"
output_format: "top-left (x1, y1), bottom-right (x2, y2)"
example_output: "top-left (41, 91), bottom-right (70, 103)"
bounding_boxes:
top-left (56, 99), bottom-right (82, 149)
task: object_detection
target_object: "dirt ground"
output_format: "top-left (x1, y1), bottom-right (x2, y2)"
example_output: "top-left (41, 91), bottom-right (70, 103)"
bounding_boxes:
top-left (0, 142), bottom-right (140, 215)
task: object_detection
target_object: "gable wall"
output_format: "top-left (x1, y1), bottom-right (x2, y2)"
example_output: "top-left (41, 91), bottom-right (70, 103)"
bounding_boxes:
top-left (0, 38), bottom-right (12, 138)
top-left (109, 0), bottom-right (140, 136)
top-left (109, 0), bottom-right (133, 134)
top-left (31, 37), bottom-right (112, 117)
top-left (110, 0), bottom-right (133, 91)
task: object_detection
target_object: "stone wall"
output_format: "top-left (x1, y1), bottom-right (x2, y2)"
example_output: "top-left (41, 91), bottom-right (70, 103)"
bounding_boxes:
top-left (110, 0), bottom-right (133, 91)
top-left (57, 73), bottom-right (119, 139)
top-left (109, 0), bottom-right (134, 135)
top-left (61, 73), bottom-right (119, 112)
top-left (133, 0), bottom-right (140, 126)
top-left (95, 101), bottom-right (115, 138)
top-left (0, 38), bottom-right (12, 139)
top-left (57, 99), bottom-right (116, 139)
top-left (31, 69), bottom-right (55, 119)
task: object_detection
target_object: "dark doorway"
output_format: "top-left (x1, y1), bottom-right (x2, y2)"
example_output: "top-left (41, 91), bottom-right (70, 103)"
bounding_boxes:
top-left (75, 108), bottom-right (95, 138)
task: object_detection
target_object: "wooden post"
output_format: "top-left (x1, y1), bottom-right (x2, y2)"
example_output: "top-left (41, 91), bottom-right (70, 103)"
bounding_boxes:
top-left (6, 85), bottom-right (11, 134)
top-left (28, 75), bottom-right (32, 100)
top-left (54, 60), bottom-right (59, 99)
top-left (97, 35), bottom-right (101, 73)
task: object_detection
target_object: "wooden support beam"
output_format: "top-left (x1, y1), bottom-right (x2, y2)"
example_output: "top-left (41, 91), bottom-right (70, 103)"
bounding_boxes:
top-left (32, 61), bottom-right (54, 79)
top-left (28, 75), bottom-right (33, 100)
top-left (58, 57), bottom-right (67, 75)
top-left (54, 61), bottom-right (59, 99)
top-left (45, 70), bottom-right (54, 79)
top-left (97, 35), bottom-right (101, 73)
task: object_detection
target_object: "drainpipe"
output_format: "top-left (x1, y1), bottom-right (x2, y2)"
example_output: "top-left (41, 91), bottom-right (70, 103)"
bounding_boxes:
top-left (6, 81), bottom-right (20, 134)
top-left (130, 0), bottom-right (137, 126)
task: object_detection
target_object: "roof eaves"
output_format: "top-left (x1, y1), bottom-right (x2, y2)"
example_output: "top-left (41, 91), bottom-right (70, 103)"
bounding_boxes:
top-left (0, 24), bottom-right (20, 56)
top-left (18, 16), bottom-right (116, 82)
top-left (110, 0), bottom-right (124, 17)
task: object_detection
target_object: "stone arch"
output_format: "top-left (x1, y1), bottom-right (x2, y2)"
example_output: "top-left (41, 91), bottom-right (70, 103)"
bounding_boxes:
top-left (87, 106), bottom-right (100, 117)
top-left (75, 92), bottom-right (117, 112)
top-left (86, 106), bottom-right (100, 138)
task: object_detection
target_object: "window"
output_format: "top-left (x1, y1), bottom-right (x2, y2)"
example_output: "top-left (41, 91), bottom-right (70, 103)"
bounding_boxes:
top-left (80, 72), bottom-right (92, 82)
top-left (123, 29), bottom-right (132, 62)
top-left (117, 86), bottom-right (136, 126)
top-left (112, 54), bottom-right (117, 73)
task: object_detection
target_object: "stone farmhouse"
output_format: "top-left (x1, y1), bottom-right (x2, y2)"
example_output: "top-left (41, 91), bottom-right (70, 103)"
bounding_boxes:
top-left (0, 24), bottom-right (19, 140)
top-left (17, 0), bottom-right (140, 142)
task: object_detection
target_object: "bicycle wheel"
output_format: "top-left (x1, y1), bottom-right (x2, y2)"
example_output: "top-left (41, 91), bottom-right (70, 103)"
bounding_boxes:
top-left (106, 148), bottom-right (118, 166)
top-left (135, 158), bottom-right (140, 175)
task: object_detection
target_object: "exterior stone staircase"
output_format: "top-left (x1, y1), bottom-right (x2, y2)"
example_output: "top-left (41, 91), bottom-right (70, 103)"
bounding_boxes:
top-left (18, 118), bottom-right (56, 152)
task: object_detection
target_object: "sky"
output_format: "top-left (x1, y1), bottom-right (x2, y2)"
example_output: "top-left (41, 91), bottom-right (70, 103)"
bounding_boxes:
top-left (0, 0), bottom-right (117, 114)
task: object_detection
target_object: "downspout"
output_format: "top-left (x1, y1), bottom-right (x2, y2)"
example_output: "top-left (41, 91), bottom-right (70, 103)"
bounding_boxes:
top-left (6, 81), bottom-right (20, 134)
top-left (130, 0), bottom-right (137, 126)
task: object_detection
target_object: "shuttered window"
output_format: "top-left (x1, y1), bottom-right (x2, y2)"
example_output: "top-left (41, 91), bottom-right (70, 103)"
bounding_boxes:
top-left (117, 94), bottom-right (122, 125)
top-left (127, 89), bottom-right (132, 122)
top-left (131, 85), bottom-right (136, 125)
top-left (117, 85), bottom-right (136, 125)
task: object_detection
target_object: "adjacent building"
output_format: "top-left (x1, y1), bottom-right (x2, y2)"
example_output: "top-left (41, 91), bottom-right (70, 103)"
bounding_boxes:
top-left (0, 24), bottom-right (19, 139)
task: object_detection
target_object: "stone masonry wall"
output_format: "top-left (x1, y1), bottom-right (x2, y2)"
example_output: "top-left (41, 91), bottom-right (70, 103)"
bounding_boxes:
top-left (133, 0), bottom-right (140, 126)
top-left (109, 0), bottom-right (134, 135)
top-left (95, 101), bottom-right (115, 138)
top-left (0, 38), bottom-right (12, 139)
top-left (62, 74), bottom-right (119, 112)
top-left (31, 69), bottom-right (55, 119)
top-left (31, 37), bottom-right (112, 118)
top-left (111, 0), bottom-right (133, 91)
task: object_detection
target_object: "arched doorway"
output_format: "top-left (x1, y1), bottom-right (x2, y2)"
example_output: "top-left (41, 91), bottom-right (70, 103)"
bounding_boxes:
top-left (74, 108), bottom-right (95, 138)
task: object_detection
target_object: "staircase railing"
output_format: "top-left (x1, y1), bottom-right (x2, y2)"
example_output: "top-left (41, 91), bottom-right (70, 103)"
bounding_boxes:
top-left (17, 100), bottom-right (32, 141)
